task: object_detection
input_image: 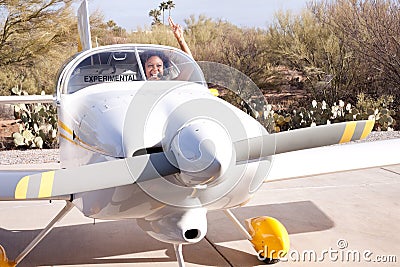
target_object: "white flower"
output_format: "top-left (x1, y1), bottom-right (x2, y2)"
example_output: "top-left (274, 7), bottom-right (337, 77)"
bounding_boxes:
top-left (339, 100), bottom-right (345, 107)
top-left (346, 103), bottom-right (351, 111)
top-left (368, 115), bottom-right (375, 120)
top-left (266, 104), bottom-right (272, 112)
top-left (312, 100), bottom-right (317, 108)
top-left (52, 129), bottom-right (57, 138)
top-left (322, 101), bottom-right (327, 110)
top-left (374, 109), bottom-right (379, 115)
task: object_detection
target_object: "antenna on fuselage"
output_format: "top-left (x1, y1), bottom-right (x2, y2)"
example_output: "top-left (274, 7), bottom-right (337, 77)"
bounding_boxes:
top-left (77, 0), bottom-right (92, 52)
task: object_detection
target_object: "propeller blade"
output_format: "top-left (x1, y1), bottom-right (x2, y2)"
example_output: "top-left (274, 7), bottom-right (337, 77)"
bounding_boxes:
top-left (235, 120), bottom-right (374, 162)
top-left (11, 151), bottom-right (178, 200)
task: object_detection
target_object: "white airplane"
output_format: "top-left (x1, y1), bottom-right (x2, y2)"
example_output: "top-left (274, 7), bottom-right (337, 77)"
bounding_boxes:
top-left (0, 1), bottom-right (397, 266)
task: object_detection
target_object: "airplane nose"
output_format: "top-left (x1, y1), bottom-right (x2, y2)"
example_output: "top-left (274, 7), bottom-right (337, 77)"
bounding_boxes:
top-left (170, 118), bottom-right (233, 186)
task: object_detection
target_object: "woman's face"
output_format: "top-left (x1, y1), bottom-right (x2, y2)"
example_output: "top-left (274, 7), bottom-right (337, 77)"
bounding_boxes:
top-left (145, 56), bottom-right (164, 80)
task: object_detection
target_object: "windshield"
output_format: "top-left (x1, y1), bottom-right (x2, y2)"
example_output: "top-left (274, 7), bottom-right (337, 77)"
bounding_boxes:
top-left (61, 45), bottom-right (205, 94)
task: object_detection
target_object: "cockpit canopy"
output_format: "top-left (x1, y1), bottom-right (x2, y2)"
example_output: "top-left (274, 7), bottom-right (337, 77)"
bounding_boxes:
top-left (56, 44), bottom-right (206, 96)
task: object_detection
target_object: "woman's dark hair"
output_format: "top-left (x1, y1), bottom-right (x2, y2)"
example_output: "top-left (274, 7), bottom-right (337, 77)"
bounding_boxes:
top-left (140, 50), bottom-right (170, 76)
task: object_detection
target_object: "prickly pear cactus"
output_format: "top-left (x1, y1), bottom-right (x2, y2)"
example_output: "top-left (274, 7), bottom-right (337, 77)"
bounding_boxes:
top-left (11, 87), bottom-right (58, 149)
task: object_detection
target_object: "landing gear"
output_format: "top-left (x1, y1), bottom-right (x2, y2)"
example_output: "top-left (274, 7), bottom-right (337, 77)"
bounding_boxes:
top-left (224, 209), bottom-right (290, 264)
top-left (0, 200), bottom-right (73, 266)
top-left (173, 244), bottom-right (185, 267)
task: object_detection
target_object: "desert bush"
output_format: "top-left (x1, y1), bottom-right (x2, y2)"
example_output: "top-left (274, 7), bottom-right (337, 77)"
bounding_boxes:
top-left (310, 0), bottom-right (400, 104)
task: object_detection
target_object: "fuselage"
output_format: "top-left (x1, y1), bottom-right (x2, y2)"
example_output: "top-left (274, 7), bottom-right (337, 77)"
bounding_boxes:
top-left (55, 44), bottom-right (272, 220)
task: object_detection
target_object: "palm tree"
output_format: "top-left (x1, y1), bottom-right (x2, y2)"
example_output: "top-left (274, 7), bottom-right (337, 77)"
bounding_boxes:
top-left (149, 8), bottom-right (161, 25)
top-left (166, 0), bottom-right (175, 17)
top-left (159, 2), bottom-right (168, 24)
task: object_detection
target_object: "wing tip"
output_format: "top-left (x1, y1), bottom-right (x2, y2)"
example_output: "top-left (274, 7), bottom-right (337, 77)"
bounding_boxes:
top-left (14, 175), bottom-right (30, 199)
top-left (360, 119), bottom-right (375, 140)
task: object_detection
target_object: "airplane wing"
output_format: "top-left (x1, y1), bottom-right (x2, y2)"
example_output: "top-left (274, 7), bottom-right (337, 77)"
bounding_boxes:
top-left (0, 151), bottom-right (178, 200)
top-left (268, 138), bottom-right (400, 181)
top-left (235, 119), bottom-right (400, 181)
top-left (235, 120), bottom-right (374, 162)
top-left (0, 120), bottom-right (387, 200)
top-left (0, 95), bottom-right (54, 104)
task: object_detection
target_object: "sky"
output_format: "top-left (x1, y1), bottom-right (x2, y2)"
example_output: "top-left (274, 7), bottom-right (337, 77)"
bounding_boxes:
top-left (87, 0), bottom-right (310, 31)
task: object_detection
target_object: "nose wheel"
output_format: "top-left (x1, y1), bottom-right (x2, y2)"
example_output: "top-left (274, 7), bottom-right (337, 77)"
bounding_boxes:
top-left (224, 209), bottom-right (290, 264)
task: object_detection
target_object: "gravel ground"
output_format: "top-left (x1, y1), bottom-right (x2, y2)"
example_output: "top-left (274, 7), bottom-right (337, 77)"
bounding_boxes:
top-left (0, 131), bottom-right (399, 165)
top-left (0, 149), bottom-right (60, 165)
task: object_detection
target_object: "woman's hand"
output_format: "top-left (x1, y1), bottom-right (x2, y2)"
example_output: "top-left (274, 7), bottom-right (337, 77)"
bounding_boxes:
top-left (168, 16), bottom-right (193, 58)
top-left (169, 16), bottom-right (184, 41)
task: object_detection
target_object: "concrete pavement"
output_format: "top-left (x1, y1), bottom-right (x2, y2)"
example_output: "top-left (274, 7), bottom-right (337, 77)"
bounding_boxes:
top-left (0, 164), bottom-right (399, 266)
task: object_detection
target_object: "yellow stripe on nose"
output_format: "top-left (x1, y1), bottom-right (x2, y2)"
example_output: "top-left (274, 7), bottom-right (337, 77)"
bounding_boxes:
top-left (360, 120), bottom-right (375, 140)
top-left (59, 120), bottom-right (73, 136)
top-left (15, 176), bottom-right (30, 199)
top-left (339, 121), bottom-right (357, 143)
top-left (39, 171), bottom-right (55, 198)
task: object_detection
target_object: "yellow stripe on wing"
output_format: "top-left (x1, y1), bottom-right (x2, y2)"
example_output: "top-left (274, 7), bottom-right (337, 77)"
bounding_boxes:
top-left (15, 176), bottom-right (30, 199)
top-left (38, 171), bottom-right (55, 198)
top-left (339, 121), bottom-right (357, 143)
top-left (360, 120), bottom-right (375, 140)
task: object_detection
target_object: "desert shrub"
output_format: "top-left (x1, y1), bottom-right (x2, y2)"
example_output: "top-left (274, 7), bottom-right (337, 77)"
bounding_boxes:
top-left (220, 89), bottom-right (396, 132)
top-left (271, 96), bottom-right (397, 132)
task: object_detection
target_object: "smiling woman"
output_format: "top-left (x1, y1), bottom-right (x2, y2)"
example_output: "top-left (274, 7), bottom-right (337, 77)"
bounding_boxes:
top-left (62, 44), bottom-right (204, 94)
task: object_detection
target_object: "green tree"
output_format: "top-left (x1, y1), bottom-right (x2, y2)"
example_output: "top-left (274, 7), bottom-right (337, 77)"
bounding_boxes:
top-left (149, 8), bottom-right (161, 26)
top-left (0, 0), bottom-right (78, 95)
top-left (159, 1), bottom-right (168, 25)
top-left (0, 0), bottom-right (76, 67)
top-left (166, 0), bottom-right (175, 17)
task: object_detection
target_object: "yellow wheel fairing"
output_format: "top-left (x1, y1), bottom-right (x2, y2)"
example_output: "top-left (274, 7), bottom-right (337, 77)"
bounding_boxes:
top-left (0, 245), bottom-right (16, 267)
top-left (209, 88), bottom-right (219, 96)
top-left (245, 216), bottom-right (290, 259)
